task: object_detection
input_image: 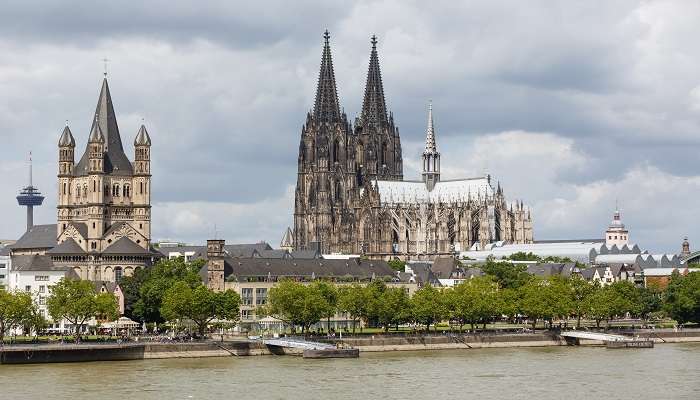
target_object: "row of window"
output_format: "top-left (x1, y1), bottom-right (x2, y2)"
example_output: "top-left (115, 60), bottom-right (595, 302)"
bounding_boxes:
top-left (240, 288), bottom-right (268, 306)
top-left (608, 235), bottom-right (628, 240)
top-left (62, 181), bottom-right (148, 198)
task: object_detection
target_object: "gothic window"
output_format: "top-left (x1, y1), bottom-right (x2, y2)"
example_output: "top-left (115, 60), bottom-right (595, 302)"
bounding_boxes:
top-left (140, 181), bottom-right (144, 194)
top-left (309, 182), bottom-right (316, 207)
top-left (380, 142), bottom-right (388, 167)
top-left (112, 184), bottom-right (120, 197)
top-left (93, 180), bottom-right (96, 193)
top-left (335, 180), bottom-right (342, 202)
top-left (332, 139), bottom-right (340, 164)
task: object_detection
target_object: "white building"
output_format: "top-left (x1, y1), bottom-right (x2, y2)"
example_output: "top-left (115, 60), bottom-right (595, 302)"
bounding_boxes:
top-left (8, 254), bottom-right (76, 331)
top-left (0, 246), bottom-right (10, 290)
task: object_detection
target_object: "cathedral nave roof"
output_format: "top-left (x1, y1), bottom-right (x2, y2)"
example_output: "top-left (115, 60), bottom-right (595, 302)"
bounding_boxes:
top-left (368, 177), bottom-right (493, 205)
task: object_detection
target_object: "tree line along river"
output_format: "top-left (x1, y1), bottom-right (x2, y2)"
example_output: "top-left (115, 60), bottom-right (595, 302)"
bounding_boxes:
top-left (0, 343), bottom-right (698, 400)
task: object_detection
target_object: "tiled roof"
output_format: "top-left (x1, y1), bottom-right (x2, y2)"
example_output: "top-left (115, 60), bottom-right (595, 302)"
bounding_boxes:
top-left (11, 254), bottom-right (67, 272)
top-left (102, 237), bottom-right (149, 255)
top-left (47, 238), bottom-right (85, 255)
top-left (11, 224), bottom-right (57, 250)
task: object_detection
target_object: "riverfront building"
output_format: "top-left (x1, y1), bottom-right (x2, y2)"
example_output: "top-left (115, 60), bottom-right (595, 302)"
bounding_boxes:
top-left (201, 239), bottom-right (418, 331)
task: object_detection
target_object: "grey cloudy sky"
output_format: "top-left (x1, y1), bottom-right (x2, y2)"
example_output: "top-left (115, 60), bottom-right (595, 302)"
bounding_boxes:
top-left (1, 0), bottom-right (699, 253)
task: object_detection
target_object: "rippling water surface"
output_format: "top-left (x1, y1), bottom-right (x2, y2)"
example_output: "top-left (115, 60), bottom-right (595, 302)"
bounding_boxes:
top-left (1, 343), bottom-right (698, 399)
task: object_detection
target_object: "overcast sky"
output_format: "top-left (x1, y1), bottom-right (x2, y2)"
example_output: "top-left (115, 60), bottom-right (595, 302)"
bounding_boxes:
top-left (1, 0), bottom-right (699, 253)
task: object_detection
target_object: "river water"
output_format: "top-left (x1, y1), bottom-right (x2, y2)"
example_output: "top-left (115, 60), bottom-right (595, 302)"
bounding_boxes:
top-left (1, 343), bottom-right (698, 399)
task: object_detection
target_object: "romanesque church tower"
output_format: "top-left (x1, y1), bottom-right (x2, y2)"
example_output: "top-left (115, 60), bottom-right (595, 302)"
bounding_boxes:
top-left (52, 76), bottom-right (153, 282)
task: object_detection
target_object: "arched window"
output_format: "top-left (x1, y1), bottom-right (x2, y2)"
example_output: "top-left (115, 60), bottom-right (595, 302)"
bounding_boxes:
top-left (115, 267), bottom-right (123, 283)
top-left (83, 184), bottom-right (88, 197)
top-left (93, 180), bottom-right (96, 192)
top-left (124, 185), bottom-right (130, 198)
top-left (62, 183), bottom-right (67, 195)
top-left (139, 181), bottom-right (144, 194)
top-left (357, 143), bottom-right (364, 165)
top-left (380, 142), bottom-right (388, 167)
top-left (76, 185), bottom-right (81, 198)
top-left (113, 184), bottom-right (120, 197)
top-left (332, 139), bottom-right (340, 164)
top-left (335, 180), bottom-right (342, 201)
top-left (309, 181), bottom-right (316, 207)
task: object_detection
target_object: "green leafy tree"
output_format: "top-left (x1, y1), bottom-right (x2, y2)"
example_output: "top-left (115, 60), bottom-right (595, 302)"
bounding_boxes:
top-left (569, 276), bottom-right (596, 328)
top-left (363, 280), bottom-right (387, 328)
top-left (664, 271), bottom-right (700, 324)
top-left (607, 280), bottom-right (641, 318)
top-left (133, 258), bottom-right (204, 323)
top-left (263, 280), bottom-right (328, 334)
top-left (519, 277), bottom-right (572, 330)
top-left (161, 281), bottom-right (240, 336)
top-left (338, 284), bottom-right (367, 333)
top-left (504, 252), bottom-right (541, 262)
top-left (47, 279), bottom-right (119, 339)
top-left (0, 290), bottom-right (37, 342)
top-left (481, 260), bottom-right (531, 289)
top-left (411, 284), bottom-right (446, 331)
top-left (449, 277), bottom-right (500, 331)
top-left (377, 287), bottom-right (412, 332)
top-left (583, 284), bottom-right (612, 328)
top-left (387, 259), bottom-right (407, 272)
top-left (118, 267), bottom-right (148, 322)
top-left (310, 281), bottom-right (338, 332)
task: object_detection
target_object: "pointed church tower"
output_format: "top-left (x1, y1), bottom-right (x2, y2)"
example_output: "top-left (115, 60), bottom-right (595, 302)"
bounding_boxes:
top-left (53, 75), bottom-right (153, 282)
top-left (355, 35), bottom-right (402, 181)
top-left (422, 102), bottom-right (440, 191)
top-left (293, 31), bottom-right (354, 253)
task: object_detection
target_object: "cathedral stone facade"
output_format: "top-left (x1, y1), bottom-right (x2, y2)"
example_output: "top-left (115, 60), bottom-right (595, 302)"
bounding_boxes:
top-left (50, 76), bottom-right (154, 281)
top-left (293, 32), bottom-right (533, 260)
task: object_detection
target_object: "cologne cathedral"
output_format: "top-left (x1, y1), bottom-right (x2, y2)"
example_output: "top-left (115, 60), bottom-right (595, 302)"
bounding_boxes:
top-left (293, 32), bottom-right (533, 260)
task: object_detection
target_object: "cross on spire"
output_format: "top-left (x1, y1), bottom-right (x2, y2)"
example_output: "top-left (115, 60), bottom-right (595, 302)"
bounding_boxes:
top-left (102, 58), bottom-right (110, 77)
top-left (313, 30), bottom-right (342, 123)
top-left (360, 35), bottom-right (388, 128)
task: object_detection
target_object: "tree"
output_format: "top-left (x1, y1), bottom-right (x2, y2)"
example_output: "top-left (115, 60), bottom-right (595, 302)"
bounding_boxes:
top-left (411, 284), bottom-right (446, 331)
top-left (133, 258), bottom-right (204, 323)
top-left (664, 271), bottom-right (700, 324)
top-left (449, 277), bottom-right (500, 331)
top-left (518, 277), bottom-right (572, 330)
top-left (583, 284), bottom-right (612, 328)
top-left (161, 281), bottom-right (240, 336)
top-left (118, 267), bottom-right (148, 322)
top-left (47, 278), bottom-right (119, 339)
top-left (569, 276), bottom-right (596, 328)
top-left (607, 280), bottom-right (641, 319)
top-left (263, 280), bottom-right (328, 334)
top-left (387, 259), bottom-right (406, 272)
top-left (481, 260), bottom-right (531, 289)
top-left (310, 281), bottom-right (338, 332)
top-left (338, 284), bottom-right (367, 334)
top-left (377, 287), bottom-right (412, 332)
top-left (504, 252), bottom-right (541, 262)
top-left (0, 290), bottom-right (37, 342)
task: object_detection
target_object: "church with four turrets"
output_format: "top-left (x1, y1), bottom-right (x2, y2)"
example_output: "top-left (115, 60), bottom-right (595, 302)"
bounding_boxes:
top-left (50, 76), bottom-right (155, 282)
top-left (293, 32), bottom-right (533, 260)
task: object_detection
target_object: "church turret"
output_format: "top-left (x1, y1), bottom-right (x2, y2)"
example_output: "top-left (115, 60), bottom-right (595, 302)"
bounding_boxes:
top-left (133, 124), bottom-right (152, 242)
top-left (422, 102), bottom-right (440, 191)
top-left (58, 124), bottom-right (75, 212)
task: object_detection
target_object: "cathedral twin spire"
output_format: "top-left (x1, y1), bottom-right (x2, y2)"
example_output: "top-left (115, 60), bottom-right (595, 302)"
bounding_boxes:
top-left (360, 35), bottom-right (389, 129)
top-left (313, 30), bottom-right (342, 124)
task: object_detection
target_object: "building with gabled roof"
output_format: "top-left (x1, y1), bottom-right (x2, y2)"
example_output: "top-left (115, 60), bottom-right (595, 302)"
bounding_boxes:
top-left (51, 75), bottom-right (155, 282)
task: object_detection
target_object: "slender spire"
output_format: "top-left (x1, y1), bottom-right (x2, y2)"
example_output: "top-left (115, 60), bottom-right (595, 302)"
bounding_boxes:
top-left (313, 30), bottom-right (342, 123)
top-left (75, 76), bottom-right (133, 175)
top-left (424, 101), bottom-right (437, 153)
top-left (360, 35), bottom-right (388, 128)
